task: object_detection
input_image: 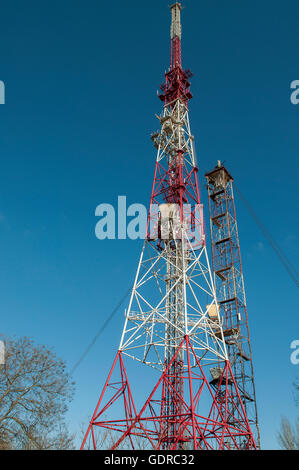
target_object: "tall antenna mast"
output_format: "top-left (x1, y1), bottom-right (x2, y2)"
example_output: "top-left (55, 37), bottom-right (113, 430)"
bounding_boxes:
top-left (170, 2), bottom-right (182, 68)
top-left (81, 4), bottom-right (257, 450)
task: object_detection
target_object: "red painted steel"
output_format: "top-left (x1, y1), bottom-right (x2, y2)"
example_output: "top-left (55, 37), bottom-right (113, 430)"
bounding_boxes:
top-left (81, 4), bottom-right (256, 450)
top-left (81, 336), bottom-right (256, 450)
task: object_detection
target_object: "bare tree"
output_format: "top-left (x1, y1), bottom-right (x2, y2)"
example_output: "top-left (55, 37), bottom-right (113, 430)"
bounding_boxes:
top-left (277, 417), bottom-right (299, 450)
top-left (0, 336), bottom-right (75, 450)
top-left (15, 422), bottom-right (75, 450)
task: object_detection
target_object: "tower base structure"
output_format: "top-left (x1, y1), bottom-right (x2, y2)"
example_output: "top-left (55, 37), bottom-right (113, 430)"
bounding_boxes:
top-left (81, 336), bottom-right (256, 450)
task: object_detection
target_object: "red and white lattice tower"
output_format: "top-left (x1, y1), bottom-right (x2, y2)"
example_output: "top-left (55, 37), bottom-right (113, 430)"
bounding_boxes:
top-left (81, 3), bottom-right (257, 450)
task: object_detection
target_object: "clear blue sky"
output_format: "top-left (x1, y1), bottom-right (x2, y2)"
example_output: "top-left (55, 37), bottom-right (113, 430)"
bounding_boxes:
top-left (0, 0), bottom-right (298, 449)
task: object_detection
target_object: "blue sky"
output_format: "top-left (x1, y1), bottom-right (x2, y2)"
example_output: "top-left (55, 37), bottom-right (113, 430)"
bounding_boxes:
top-left (0, 0), bottom-right (298, 449)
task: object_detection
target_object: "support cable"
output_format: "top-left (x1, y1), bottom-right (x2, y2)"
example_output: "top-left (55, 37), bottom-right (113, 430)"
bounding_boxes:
top-left (70, 284), bottom-right (133, 376)
top-left (234, 184), bottom-right (299, 288)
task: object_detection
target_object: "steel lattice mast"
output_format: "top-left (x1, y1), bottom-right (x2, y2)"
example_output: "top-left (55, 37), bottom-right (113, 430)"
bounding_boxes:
top-left (81, 4), bottom-right (256, 450)
top-left (205, 162), bottom-right (261, 448)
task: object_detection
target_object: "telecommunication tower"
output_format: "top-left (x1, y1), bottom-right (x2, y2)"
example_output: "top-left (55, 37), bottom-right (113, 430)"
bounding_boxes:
top-left (81, 4), bottom-right (257, 450)
top-left (205, 162), bottom-right (260, 448)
